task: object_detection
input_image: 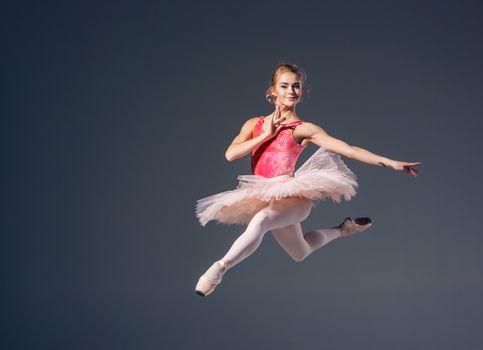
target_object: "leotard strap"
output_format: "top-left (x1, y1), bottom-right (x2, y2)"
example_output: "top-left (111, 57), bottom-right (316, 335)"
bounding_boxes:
top-left (258, 116), bottom-right (304, 129)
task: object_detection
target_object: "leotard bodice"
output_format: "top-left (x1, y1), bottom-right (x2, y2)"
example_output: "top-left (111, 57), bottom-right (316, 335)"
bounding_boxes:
top-left (251, 116), bottom-right (307, 178)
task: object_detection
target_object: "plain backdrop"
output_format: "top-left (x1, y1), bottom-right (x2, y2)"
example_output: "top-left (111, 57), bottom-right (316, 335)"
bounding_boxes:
top-left (3, 1), bottom-right (483, 349)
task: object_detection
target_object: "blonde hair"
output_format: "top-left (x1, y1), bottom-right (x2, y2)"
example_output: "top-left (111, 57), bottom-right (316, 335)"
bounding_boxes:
top-left (265, 63), bottom-right (307, 104)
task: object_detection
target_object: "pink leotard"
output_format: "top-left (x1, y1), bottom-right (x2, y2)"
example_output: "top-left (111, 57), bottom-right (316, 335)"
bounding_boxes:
top-left (251, 116), bottom-right (307, 178)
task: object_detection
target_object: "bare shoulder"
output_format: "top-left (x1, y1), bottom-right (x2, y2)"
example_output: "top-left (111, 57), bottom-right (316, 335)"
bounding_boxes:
top-left (293, 120), bottom-right (331, 146)
top-left (238, 116), bottom-right (260, 133)
top-left (244, 116), bottom-right (261, 128)
top-left (229, 116), bottom-right (261, 145)
top-left (296, 120), bottom-right (328, 136)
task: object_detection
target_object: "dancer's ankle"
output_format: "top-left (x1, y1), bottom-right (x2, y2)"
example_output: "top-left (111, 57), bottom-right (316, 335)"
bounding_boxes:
top-left (218, 258), bottom-right (231, 271)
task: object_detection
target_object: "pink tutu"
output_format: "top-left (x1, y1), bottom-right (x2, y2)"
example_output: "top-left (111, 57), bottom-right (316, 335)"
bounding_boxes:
top-left (196, 147), bottom-right (358, 226)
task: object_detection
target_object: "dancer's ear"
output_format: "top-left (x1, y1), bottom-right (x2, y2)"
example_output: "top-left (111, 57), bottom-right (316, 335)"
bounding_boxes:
top-left (269, 86), bottom-right (277, 99)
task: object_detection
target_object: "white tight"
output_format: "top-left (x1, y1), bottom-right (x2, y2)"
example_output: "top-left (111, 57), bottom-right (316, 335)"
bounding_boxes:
top-left (205, 197), bottom-right (343, 278)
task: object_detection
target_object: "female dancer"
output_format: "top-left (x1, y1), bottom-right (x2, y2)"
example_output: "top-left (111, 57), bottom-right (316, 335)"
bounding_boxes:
top-left (195, 63), bottom-right (421, 297)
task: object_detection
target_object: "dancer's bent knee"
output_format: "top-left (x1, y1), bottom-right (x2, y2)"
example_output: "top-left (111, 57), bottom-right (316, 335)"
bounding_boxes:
top-left (290, 251), bottom-right (307, 263)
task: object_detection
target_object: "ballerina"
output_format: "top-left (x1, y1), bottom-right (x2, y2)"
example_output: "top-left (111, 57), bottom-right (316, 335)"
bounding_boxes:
top-left (195, 63), bottom-right (421, 296)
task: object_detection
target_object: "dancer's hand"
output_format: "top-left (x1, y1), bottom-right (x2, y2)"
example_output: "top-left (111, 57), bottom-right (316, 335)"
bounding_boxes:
top-left (381, 160), bottom-right (422, 176)
top-left (262, 104), bottom-right (286, 140)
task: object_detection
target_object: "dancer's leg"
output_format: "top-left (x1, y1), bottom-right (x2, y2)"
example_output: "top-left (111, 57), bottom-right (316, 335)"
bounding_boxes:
top-left (200, 198), bottom-right (311, 282)
top-left (201, 197), bottom-right (313, 281)
top-left (271, 224), bottom-right (342, 262)
top-left (196, 197), bottom-right (330, 295)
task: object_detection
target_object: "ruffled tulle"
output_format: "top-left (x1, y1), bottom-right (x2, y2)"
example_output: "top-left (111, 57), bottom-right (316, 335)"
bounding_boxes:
top-left (196, 147), bottom-right (358, 226)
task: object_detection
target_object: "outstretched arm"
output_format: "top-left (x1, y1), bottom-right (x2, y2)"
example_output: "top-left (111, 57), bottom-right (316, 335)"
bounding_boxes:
top-left (300, 122), bottom-right (421, 176)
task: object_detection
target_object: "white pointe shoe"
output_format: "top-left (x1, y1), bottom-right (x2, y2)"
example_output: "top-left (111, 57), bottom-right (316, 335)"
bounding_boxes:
top-left (195, 260), bottom-right (229, 297)
top-left (339, 217), bottom-right (372, 237)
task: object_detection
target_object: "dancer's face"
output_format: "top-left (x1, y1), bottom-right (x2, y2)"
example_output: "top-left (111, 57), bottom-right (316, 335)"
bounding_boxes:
top-left (271, 72), bottom-right (303, 108)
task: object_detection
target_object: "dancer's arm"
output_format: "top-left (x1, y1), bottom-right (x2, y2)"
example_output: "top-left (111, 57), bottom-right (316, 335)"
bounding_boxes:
top-left (299, 122), bottom-right (421, 176)
top-left (225, 118), bottom-right (267, 161)
top-left (225, 110), bottom-right (287, 161)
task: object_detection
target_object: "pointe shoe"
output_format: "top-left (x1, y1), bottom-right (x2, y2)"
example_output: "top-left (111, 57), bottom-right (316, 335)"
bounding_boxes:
top-left (339, 217), bottom-right (372, 237)
top-left (195, 260), bottom-right (228, 297)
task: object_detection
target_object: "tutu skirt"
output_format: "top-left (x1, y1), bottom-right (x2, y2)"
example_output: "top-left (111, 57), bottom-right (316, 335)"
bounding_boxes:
top-left (196, 147), bottom-right (358, 226)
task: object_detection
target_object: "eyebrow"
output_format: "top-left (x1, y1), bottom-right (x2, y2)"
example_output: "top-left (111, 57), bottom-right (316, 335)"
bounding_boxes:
top-left (279, 82), bottom-right (301, 84)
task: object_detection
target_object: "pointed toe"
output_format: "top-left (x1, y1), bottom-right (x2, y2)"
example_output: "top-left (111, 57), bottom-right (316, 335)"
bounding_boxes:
top-left (194, 260), bottom-right (229, 297)
top-left (339, 217), bottom-right (373, 237)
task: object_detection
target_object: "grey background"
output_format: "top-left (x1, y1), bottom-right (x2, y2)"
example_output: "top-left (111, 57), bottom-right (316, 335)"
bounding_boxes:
top-left (3, 1), bottom-right (483, 349)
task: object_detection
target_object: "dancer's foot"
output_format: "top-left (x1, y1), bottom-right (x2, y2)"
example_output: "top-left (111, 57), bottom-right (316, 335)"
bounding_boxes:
top-left (338, 217), bottom-right (372, 237)
top-left (195, 259), bottom-right (229, 297)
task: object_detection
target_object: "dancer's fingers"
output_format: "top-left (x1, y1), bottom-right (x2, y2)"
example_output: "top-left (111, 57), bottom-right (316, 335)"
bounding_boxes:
top-left (405, 166), bottom-right (418, 176)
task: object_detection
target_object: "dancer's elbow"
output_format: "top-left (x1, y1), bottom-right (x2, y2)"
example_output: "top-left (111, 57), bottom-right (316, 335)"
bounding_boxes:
top-left (225, 150), bottom-right (235, 161)
top-left (345, 146), bottom-right (357, 159)
top-left (225, 147), bottom-right (247, 161)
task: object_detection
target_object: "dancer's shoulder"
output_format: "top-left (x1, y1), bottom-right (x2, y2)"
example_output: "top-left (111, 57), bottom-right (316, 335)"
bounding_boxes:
top-left (240, 116), bottom-right (263, 129)
top-left (299, 119), bottom-right (327, 129)
top-left (294, 120), bottom-right (331, 138)
top-left (231, 116), bottom-right (261, 140)
top-left (248, 115), bottom-right (263, 124)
